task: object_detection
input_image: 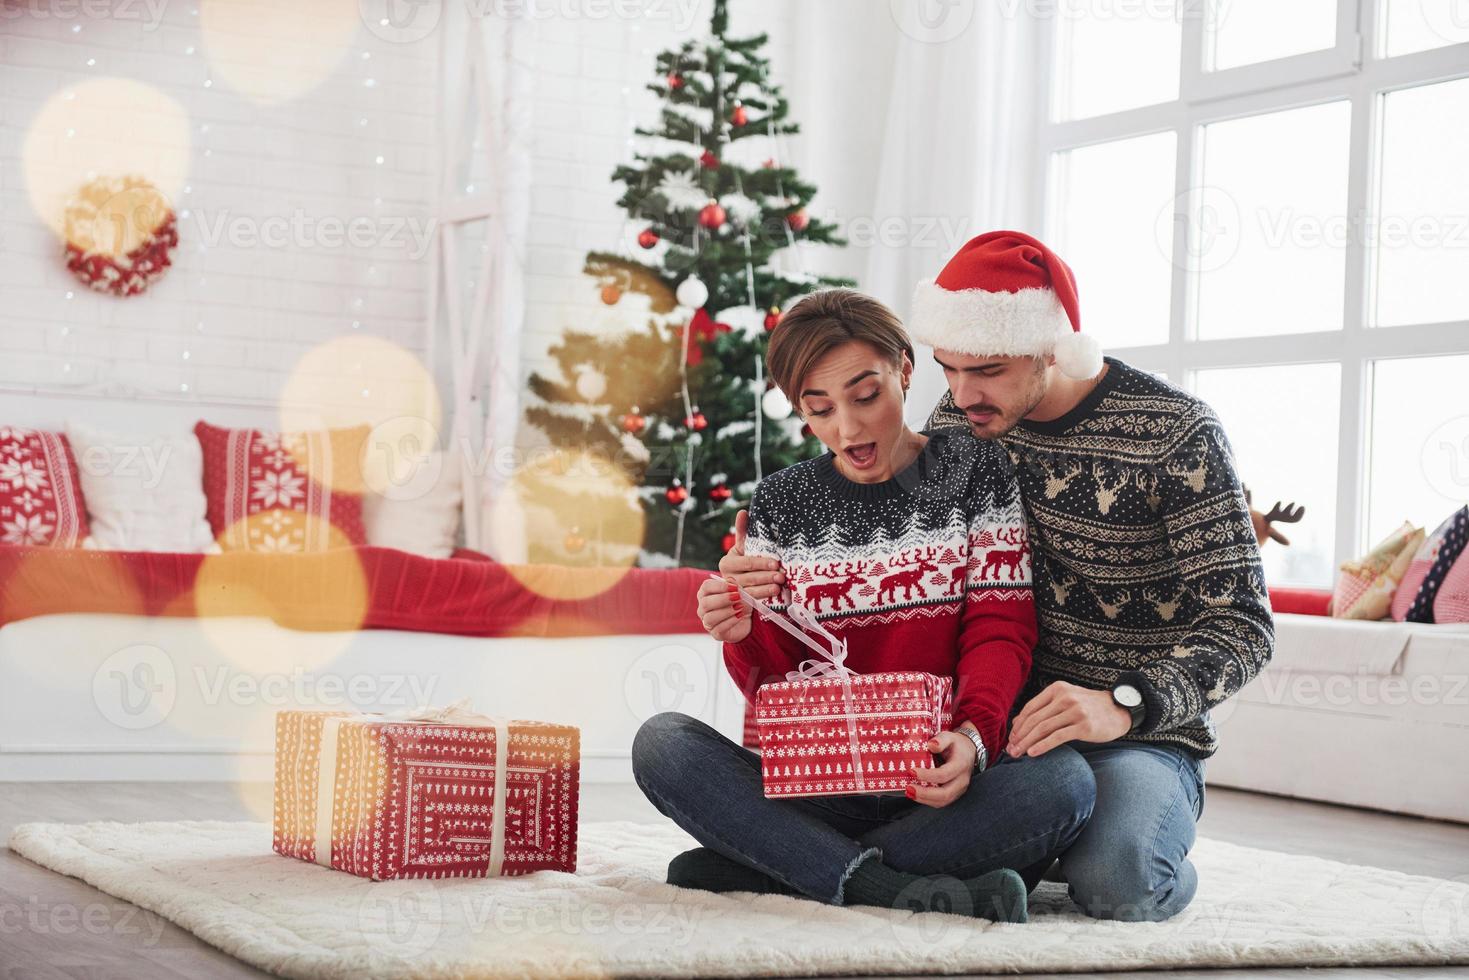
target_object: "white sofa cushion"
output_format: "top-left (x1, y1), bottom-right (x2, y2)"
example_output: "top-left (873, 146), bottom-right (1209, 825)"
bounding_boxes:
top-left (65, 421), bottom-right (217, 553)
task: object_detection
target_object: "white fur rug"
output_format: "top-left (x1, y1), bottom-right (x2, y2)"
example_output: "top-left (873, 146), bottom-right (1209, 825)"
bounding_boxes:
top-left (9, 819), bottom-right (1469, 978)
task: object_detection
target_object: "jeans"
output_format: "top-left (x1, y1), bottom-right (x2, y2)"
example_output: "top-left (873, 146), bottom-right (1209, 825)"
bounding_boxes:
top-left (1059, 739), bottom-right (1207, 922)
top-left (631, 711), bottom-right (1097, 905)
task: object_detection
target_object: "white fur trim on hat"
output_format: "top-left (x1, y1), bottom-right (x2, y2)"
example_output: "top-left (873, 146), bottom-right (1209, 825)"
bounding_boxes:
top-left (909, 279), bottom-right (1102, 379)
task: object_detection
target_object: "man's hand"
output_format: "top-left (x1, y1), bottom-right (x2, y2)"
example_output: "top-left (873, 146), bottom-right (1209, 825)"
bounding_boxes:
top-left (695, 576), bottom-right (752, 643)
top-left (1007, 680), bottom-right (1132, 758)
top-left (908, 729), bottom-right (977, 807)
top-left (717, 509), bottom-right (785, 600)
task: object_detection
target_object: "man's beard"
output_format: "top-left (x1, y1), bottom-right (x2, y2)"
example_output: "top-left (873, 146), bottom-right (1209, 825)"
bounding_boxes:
top-left (961, 365), bottom-right (1047, 440)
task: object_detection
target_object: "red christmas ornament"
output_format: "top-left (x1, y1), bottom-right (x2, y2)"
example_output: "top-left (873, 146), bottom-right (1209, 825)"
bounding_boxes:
top-left (698, 200), bottom-right (726, 229)
top-left (600, 284), bottom-right (622, 304)
top-left (764, 307), bottom-right (781, 331)
top-left (666, 72), bottom-right (684, 89)
top-left (637, 228), bottom-right (659, 249)
top-left (721, 529), bottom-right (737, 551)
top-left (621, 407), bottom-right (646, 434)
top-left (665, 480), bottom-right (689, 507)
top-left (730, 102), bottom-right (748, 127)
top-left (699, 149), bottom-right (719, 169)
top-left (681, 308), bottom-right (732, 367)
top-left (684, 410), bottom-right (708, 431)
top-left (708, 481), bottom-right (732, 503)
top-left (787, 209), bottom-right (810, 232)
top-left (762, 158), bottom-right (777, 169)
top-left (801, 422), bottom-right (814, 438)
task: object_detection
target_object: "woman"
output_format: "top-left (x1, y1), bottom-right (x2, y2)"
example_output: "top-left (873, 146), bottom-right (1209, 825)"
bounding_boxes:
top-left (631, 289), bottom-right (1096, 923)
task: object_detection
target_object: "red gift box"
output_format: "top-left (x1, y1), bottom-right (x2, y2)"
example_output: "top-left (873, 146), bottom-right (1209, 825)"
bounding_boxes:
top-left (273, 703), bottom-right (579, 880)
top-left (756, 671), bottom-right (953, 798)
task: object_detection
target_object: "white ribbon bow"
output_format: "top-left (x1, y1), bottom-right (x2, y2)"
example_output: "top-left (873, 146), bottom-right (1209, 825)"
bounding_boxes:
top-left (312, 699), bottom-right (510, 876)
top-left (712, 574), bottom-right (867, 790)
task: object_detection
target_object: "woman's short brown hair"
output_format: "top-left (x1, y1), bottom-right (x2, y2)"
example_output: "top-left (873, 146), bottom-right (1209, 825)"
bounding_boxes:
top-left (766, 289), bottom-right (915, 410)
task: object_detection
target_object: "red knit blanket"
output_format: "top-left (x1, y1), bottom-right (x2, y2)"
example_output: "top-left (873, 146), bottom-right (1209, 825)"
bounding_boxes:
top-left (0, 545), bottom-right (707, 638)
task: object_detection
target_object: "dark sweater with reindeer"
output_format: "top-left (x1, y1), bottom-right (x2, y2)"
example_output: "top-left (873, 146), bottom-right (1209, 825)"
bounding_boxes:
top-left (927, 358), bottom-right (1275, 758)
top-left (723, 427), bottom-right (1038, 763)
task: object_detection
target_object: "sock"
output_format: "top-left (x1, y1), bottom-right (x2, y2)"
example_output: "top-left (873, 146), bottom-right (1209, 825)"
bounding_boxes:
top-left (666, 847), bottom-right (796, 895)
top-left (844, 857), bottom-right (1028, 923)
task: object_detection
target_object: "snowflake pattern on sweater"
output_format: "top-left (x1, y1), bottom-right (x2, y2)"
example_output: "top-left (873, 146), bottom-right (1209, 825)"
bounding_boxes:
top-left (724, 427), bottom-right (1037, 761)
top-left (927, 357), bottom-right (1275, 758)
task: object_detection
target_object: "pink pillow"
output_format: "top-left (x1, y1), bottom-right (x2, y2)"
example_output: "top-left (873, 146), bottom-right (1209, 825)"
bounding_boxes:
top-left (1432, 538), bottom-right (1469, 624)
top-left (1390, 509), bottom-right (1460, 621)
top-left (0, 427), bottom-right (89, 548)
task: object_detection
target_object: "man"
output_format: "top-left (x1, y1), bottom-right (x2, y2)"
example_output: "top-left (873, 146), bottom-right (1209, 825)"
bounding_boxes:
top-left (722, 230), bottom-right (1274, 921)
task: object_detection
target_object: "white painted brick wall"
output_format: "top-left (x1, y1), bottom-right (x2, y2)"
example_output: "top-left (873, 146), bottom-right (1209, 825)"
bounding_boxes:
top-left (0, 0), bottom-right (894, 455)
top-left (0, 1), bottom-right (435, 411)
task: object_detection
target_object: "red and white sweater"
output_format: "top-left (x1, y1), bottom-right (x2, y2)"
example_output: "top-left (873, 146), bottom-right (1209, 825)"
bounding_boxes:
top-left (724, 427), bottom-right (1038, 761)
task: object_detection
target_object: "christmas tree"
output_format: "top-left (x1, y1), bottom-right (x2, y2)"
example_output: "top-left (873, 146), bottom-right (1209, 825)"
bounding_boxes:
top-left (524, 0), bottom-right (853, 569)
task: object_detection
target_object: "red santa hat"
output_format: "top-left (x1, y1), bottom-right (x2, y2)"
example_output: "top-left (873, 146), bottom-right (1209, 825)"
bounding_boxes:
top-left (909, 230), bottom-right (1102, 379)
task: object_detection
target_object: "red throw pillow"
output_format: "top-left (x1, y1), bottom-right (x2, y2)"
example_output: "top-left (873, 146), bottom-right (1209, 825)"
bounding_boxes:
top-left (0, 427), bottom-right (89, 548)
top-left (194, 421), bottom-right (367, 552)
top-left (1267, 587), bottom-right (1332, 617)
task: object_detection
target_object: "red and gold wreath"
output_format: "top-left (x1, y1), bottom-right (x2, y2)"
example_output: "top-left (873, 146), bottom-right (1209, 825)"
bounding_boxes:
top-left (62, 175), bottom-right (178, 298)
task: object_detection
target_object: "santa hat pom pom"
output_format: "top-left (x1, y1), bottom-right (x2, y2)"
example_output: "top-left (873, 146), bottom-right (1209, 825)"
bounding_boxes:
top-left (1053, 330), bottom-right (1103, 380)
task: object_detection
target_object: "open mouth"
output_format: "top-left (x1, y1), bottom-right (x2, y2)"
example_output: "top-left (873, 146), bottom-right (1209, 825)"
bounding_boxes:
top-left (843, 443), bottom-right (877, 469)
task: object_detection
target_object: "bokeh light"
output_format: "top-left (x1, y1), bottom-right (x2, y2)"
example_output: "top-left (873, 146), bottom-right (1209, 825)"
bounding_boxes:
top-left (22, 78), bottom-right (189, 242)
top-left (200, 0), bottom-right (359, 105)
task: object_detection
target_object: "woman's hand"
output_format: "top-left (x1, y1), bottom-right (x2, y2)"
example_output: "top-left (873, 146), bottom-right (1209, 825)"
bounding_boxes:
top-left (717, 510), bottom-right (785, 601)
top-left (696, 576), bottom-right (753, 643)
top-left (908, 729), bottom-right (978, 807)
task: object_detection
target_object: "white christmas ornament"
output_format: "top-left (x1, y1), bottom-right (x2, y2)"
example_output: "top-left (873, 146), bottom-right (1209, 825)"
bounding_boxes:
top-left (656, 170), bottom-right (708, 212)
top-left (761, 387), bottom-right (792, 420)
top-left (676, 276), bottom-right (708, 309)
top-left (575, 367), bottom-right (606, 401)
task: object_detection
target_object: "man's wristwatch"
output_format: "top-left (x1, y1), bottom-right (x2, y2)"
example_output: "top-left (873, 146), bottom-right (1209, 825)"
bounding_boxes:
top-left (958, 727), bottom-right (988, 773)
top-left (1112, 683), bottom-right (1146, 732)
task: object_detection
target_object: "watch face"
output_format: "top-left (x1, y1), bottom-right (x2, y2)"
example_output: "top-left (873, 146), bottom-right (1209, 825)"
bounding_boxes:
top-left (1114, 684), bottom-right (1142, 708)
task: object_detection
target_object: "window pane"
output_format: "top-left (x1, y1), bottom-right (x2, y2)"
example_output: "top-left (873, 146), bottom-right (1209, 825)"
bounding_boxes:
top-left (1055, 0), bottom-right (1181, 120)
top-left (1051, 132), bottom-right (1177, 348)
top-left (1195, 102), bottom-right (1351, 339)
top-left (1194, 363), bottom-right (1340, 587)
top-left (1210, 0), bottom-right (1338, 70)
top-left (1383, 0), bottom-right (1469, 56)
top-left (1368, 354), bottom-right (1469, 547)
top-left (1373, 77), bottom-right (1469, 327)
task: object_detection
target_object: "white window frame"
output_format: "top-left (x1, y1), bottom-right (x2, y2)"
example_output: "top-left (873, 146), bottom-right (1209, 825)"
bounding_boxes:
top-left (1037, 0), bottom-right (1469, 577)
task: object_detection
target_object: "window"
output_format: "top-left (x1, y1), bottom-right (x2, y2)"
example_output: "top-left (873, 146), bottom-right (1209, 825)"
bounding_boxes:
top-left (1040, 0), bottom-right (1469, 586)
top-left (1195, 363), bottom-right (1341, 586)
top-left (1367, 354), bottom-right (1469, 545)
